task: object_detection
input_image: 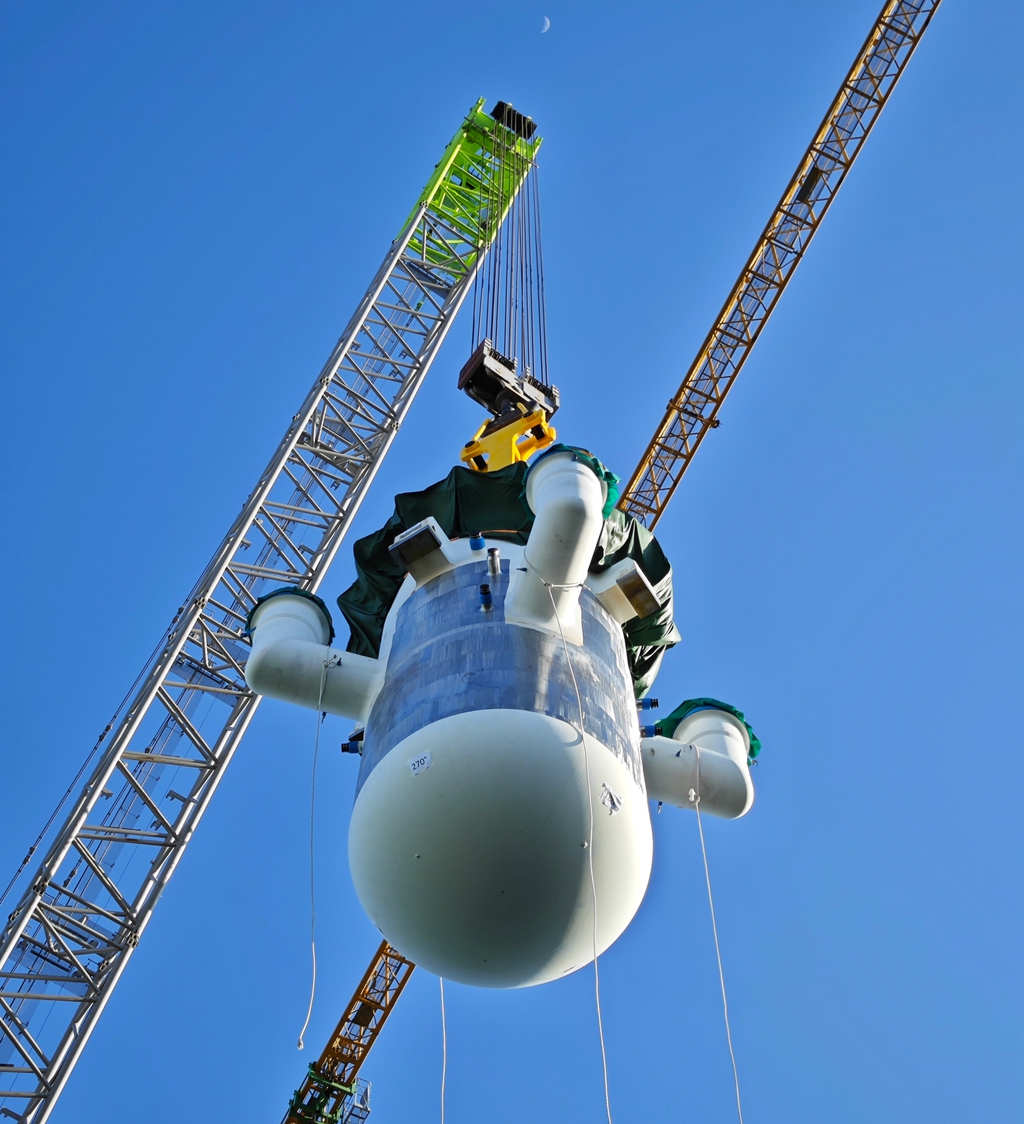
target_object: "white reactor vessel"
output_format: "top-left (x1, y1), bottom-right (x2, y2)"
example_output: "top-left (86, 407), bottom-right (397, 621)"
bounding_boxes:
top-left (245, 447), bottom-right (755, 988)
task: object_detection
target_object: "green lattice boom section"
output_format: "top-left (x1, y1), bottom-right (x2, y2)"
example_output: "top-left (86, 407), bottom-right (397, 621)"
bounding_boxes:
top-left (402, 98), bottom-right (542, 272)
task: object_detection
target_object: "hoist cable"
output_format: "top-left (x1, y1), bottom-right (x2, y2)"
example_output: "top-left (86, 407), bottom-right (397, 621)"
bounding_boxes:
top-left (492, 124), bottom-right (506, 345)
top-left (533, 166), bottom-right (550, 385)
top-left (467, 114), bottom-right (548, 385)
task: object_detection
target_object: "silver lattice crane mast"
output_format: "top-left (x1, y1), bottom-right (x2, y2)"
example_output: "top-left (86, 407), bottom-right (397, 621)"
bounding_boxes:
top-left (0, 100), bottom-right (540, 1123)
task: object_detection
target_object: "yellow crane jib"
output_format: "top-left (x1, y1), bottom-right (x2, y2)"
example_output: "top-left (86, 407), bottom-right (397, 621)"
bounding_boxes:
top-left (282, 941), bottom-right (415, 1124)
top-left (618, 0), bottom-right (944, 528)
top-left (457, 339), bottom-right (559, 472)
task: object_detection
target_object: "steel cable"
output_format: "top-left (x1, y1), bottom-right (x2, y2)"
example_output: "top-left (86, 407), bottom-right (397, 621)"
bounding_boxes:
top-left (467, 114), bottom-right (546, 384)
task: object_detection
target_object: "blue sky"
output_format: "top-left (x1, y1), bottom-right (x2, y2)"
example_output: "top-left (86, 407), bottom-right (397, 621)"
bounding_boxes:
top-left (1, 1), bottom-right (1022, 1121)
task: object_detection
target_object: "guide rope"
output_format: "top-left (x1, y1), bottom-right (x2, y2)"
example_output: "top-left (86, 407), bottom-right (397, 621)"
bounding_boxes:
top-left (297, 658), bottom-right (330, 1050)
top-left (689, 750), bottom-right (744, 1124)
top-left (546, 582), bottom-right (614, 1124)
top-left (440, 976), bottom-right (448, 1124)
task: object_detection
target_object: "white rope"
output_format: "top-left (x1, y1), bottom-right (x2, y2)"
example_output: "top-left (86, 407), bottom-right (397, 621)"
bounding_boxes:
top-left (297, 659), bottom-right (329, 1050)
top-left (440, 976), bottom-right (448, 1124)
top-left (689, 749), bottom-right (744, 1124)
top-left (546, 582), bottom-right (613, 1124)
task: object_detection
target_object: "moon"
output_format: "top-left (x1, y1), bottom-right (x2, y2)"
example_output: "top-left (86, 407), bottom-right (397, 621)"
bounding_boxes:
top-left (541, 16), bottom-right (551, 33)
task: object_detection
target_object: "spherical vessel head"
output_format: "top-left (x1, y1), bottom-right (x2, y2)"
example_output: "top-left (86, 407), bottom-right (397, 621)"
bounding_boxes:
top-left (348, 708), bottom-right (652, 988)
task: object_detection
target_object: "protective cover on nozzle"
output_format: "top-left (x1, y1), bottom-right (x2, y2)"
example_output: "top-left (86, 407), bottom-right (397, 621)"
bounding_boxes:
top-left (659, 698), bottom-right (761, 764)
top-left (525, 443), bottom-right (621, 518)
top-left (336, 461), bottom-right (679, 696)
top-left (244, 585), bottom-right (335, 644)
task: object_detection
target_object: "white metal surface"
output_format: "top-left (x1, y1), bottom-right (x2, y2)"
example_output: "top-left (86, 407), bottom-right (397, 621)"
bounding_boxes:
top-left (505, 452), bottom-right (607, 643)
top-left (245, 596), bottom-right (384, 723)
top-left (641, 709), bottom-right (754, 818)
top-left (348, 708), bottom-right (652, 988)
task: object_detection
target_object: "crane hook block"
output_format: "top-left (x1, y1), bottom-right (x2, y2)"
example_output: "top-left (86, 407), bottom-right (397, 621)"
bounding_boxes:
top-left (458, 339), bottom-right (559, 419)
top-left (457, 339), bottom-right (559, 472)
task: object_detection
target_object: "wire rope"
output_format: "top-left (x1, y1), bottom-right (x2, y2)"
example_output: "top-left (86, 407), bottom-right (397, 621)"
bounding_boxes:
top-left (440, 975), bottom-right (448, 1124)
top-left (504, 129), bottom-right (515, 354)
top-left (690, 751), bottom-right (744, 1124)
top-left (297, 659), bottom-right (329, 1050)
top-left (533, 165), bottom-right (550, 385)
top-left (466, 111), bottom-right (548, 388)
top-left (545, 581), bottom-right (614, 1124)
top-left (491, 122), bottom-right (505, 347)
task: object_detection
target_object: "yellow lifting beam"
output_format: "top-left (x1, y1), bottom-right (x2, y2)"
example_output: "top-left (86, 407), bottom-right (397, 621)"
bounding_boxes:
top-left (460, 406), bottom-right (556, 473)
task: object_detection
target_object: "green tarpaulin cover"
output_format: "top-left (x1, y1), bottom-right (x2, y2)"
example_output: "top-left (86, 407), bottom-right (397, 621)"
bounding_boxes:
top-left (335, 454), bottom-right (679, 696)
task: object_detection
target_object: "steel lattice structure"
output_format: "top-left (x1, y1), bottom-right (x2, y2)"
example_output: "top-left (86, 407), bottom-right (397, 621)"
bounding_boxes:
top-left (284, 941), bottom-right (415, 1124)
top-left (620, 0), bottom-right (942, 527)
top-left (0, 100), bottom-right (539, 1123)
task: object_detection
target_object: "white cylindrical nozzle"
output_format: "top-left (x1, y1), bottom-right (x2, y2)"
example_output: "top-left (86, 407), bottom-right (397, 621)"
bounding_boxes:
top-left (641, 708), bottom-right (754, 819)
top-left (504, 451), bottom-right (606, 643)
top-left (247, 592), bottom-right (331, 649)
top-left (523, 451), bottom-right (606, 586)
top-left (245, 593), bottom-right (383, 723)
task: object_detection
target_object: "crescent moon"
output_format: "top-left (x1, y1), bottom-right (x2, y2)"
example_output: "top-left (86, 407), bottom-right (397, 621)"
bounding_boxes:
top-left (541, 16), bottom-right (551, 33)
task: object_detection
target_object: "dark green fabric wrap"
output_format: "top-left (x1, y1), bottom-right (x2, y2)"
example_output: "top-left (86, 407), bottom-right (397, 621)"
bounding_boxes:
top-left (337, 463), bottom-right (533, 660)
top-left (590, 509), bottom-right (681, 697)
top-left (336, 462), bottom-right (678, 696)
